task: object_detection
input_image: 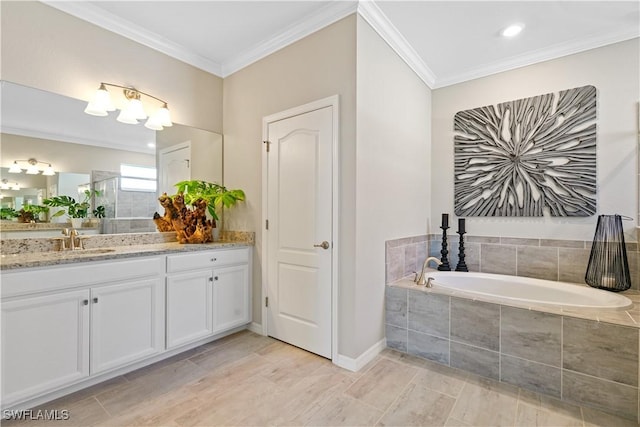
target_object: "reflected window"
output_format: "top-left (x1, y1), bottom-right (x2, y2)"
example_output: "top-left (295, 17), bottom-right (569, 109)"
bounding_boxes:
top-left (120, 164), bottom-right (157, 192)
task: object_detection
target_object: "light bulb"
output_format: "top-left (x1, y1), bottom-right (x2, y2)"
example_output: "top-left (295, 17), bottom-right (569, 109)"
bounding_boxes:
top-left (144, 113), bottom-right (164, 131)
top-left (157, 103), bottom-right (172, 127)
top-left (84, 83), bottom-right (115, 116)
top-left (43, 164), bottom-right (55, 176)
top-left (127, 98), bottom-right (147, 120)
top-left (117, 107), bottom-right (139, 124)
top-left (8, 161), bottom-right (21, 173)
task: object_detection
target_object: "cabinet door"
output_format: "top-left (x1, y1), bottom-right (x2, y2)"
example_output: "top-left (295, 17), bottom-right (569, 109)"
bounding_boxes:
top-left (90, 278), bottom-right (164, 374)
top-left (1, 289), bottom-right (90, 406)
top-left (166, 270), bottom-right (214, 349)
top-left (212, 264), bottom-right (250, 333)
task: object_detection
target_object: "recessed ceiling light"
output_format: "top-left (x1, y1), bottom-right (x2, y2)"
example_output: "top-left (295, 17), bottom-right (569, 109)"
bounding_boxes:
top-left (501, 23), bottom-right (524, 38)
top-left (147, 142), bottom-right (156, 148)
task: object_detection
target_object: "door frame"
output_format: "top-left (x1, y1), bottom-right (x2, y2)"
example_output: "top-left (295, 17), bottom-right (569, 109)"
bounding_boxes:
top-left (261, 95), bottom-right (339, 362)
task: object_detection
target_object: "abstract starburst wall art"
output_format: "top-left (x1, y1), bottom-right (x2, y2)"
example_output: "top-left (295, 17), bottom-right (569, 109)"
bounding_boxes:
top-left (454, 85), bottom-right (597, 217)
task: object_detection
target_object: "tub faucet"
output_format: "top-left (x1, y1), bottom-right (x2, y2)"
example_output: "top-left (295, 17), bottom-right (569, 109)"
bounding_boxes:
top-left (416, 257), bottom-right (442, 286)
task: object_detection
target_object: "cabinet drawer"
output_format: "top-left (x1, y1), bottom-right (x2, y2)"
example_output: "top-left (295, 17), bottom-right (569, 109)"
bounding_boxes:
top-left (1, 256), bottom-right (165, 298)
top-left (166, 248), bottom-right (249, 273)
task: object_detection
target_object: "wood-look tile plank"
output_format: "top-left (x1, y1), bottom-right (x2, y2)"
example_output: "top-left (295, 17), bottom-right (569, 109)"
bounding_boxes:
top-left (377, 383), bottom-right (455, 426)
top-left (515, 402), bottom-right (583, 427)
top-left (449, 377), bottom-right (519, 426)
top-left (344, 358), bottom-right (418, 410)
top-left (304, 394), bottom-right (384, 426)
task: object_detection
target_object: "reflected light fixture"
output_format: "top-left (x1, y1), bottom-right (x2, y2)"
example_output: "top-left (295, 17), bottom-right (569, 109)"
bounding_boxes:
top-left (85, 82), bottom-right (173, 130)
top-left (8, 158), bottom-right (56, 176)
top-left (0, 179), bottom-right (21, 191)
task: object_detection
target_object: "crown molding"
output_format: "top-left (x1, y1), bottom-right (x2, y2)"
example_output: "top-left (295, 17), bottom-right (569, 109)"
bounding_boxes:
top-left (221, 1), bottom-right (358, 77)
top-left (41, 0), bottom-right (639, 90)
top-left (433, 27), bottom-right (640, 89)
top-left (42, 1), bottom-right (223, 76)
top-left (357, 1), bottom-right (437, 88)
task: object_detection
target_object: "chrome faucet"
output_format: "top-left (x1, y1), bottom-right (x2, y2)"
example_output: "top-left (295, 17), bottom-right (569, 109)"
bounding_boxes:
top-left (416, 256), bottom-right (442, 286)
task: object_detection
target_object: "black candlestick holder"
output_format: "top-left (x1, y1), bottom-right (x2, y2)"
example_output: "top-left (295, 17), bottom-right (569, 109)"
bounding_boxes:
top-left (438, 226), bottom-right (452, 271)
top-left (455, 231), bottom-right (469, 272)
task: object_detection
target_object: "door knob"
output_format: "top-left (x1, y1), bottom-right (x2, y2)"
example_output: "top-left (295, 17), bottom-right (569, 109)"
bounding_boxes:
top-left (313, 241), bottom-right (330, 250)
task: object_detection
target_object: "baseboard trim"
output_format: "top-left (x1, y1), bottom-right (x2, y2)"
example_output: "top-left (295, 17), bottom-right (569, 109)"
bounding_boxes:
top-left (334, 338), bottom-right (386, 372)
top-left (247, 322), bottom-right (264, 336)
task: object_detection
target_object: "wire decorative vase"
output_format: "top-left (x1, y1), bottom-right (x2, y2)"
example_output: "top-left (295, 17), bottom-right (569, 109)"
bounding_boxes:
top-left (585, 214), bottom-right (631, 292)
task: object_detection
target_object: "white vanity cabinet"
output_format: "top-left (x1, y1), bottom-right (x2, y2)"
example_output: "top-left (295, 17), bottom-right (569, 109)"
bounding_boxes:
top-left (1, 245), bottom-right (252, 410)
top-left (1, 289), bottom-right (91, 407)
top-left (1, 257), bottom-right (165, 407)
top-left (90, 278), bottom-right (164, 374)
top-left (166, 247), bottom-right (251, 349)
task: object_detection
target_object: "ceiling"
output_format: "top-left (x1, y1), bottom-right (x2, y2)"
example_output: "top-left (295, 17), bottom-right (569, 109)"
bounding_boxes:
top-left (44, 1), bottom-right (639, 89)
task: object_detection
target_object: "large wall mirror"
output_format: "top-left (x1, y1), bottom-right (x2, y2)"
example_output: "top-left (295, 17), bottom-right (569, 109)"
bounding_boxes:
top-left (0, 81), bottom-right (222, 237)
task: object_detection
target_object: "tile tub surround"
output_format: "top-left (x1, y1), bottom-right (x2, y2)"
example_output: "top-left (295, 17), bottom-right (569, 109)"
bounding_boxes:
top-left (385, 234), bottom-right (640, 289)
top-left (385, 280), bottom-right (640, 421)
top-left (385, 235), bottom-right (429, 283)
top-left (430, 234), bottom-right (640, 289)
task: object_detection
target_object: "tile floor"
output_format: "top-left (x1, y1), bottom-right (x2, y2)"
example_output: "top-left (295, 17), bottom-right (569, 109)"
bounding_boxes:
top-left (4, 330), bottom-right (638, 426)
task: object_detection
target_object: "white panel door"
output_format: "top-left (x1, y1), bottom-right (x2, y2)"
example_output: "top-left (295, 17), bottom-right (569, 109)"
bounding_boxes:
top-left (266, 106), bottom-right (333, 358)
top-left (90, 279), bottom-right (164, 374)
top-left (166, 270), bottom-right (214, 349)
top-left (158, 142), bottom-right (190, 197)
top-left (1, 289), bottom-right (90, 406)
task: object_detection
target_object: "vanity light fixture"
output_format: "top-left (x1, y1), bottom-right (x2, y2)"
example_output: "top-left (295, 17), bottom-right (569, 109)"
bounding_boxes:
top-left (8, 159), bottom-right (56, 176)
top-left (501, 23), bottom-right (524, 38)
top-left (85, 82), bottom-right (173, 130)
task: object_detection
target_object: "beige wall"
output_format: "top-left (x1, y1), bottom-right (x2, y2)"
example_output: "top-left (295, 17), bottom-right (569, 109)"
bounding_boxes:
top-left (223, 15), bottom-right (358, 356)
top-left (0, 1), bottom-right (223, 133)
top-left (354, 17), bottom-right (431, 356)
top-left (1, 134), bottom-right (155, 176)
top-left (432, 38), bottom-right (640, 242)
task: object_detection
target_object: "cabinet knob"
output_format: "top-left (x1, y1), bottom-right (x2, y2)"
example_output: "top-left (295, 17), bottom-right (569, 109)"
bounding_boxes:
top-left (93, 297), bottom-right (98, 304)
top-left (209, 277), bottom-right (213, 282)
top-left (214, 276), bottom-right (219, 281)
top-left (82, 299), bottom-right (89, 306)
top-left (211, 258), bottom-right (217, 262)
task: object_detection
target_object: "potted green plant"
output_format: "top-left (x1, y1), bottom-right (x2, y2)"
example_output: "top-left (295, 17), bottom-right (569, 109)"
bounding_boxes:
top-left (44, 189), bottom-right (105, 228)
top-left (173, 180), bottom-right (245, 226)
top-left (154, 180), bottom-right (245, 243)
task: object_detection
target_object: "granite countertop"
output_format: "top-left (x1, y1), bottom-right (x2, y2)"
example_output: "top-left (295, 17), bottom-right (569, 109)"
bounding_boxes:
top-left (0, 240), bottom-right (252, 271)
top-left (0, 231), bottom-right (255, 271)
top-left (389, 275), bottom-right (640, 329)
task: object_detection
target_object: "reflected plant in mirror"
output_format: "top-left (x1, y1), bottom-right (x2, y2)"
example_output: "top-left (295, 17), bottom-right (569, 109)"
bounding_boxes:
top-left (43, 189), bottom-right (105, 220)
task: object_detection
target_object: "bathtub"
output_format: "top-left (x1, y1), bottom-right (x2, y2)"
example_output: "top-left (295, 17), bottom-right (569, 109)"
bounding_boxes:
top-left (424, 271), bottom-right (632, 309)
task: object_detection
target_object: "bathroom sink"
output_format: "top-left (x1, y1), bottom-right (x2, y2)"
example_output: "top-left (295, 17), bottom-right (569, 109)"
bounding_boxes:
top-left (79, 248), bottom-right (116, 254)
top-left (1, 248), bottom-right (117, 260)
